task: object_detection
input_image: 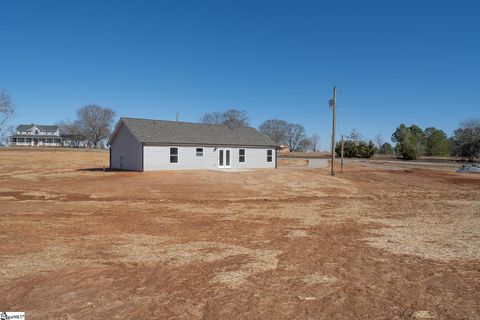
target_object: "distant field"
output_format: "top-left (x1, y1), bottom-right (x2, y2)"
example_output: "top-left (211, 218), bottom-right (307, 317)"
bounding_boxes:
top-left (279, 151), bottom-right (468, 164)
top-left (1, 150), bottom-right (479, 319)
top-left (0, 147), bottom-right (108, 152)
top-left (278, 151), bottom-right (330, 158)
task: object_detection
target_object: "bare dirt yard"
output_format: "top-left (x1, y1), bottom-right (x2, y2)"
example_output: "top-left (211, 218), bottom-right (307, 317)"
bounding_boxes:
top-left (1, 150), bottom-right (479, 319)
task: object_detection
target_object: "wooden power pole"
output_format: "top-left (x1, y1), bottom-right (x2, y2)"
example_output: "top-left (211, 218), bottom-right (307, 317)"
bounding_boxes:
top-left (341, 134), bottom-right (344, 173)
top-left (329, 87), bottom-right (337, 176)
top-left (176, 111), bottom-right (179, 122)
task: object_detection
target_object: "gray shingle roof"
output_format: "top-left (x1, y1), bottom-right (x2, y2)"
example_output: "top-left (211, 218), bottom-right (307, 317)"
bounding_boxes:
top-left (16, 124), bottom-right (58, 132)
top-left (112, 117), bottom-right (277, 147)
top-left (10, 134), bottom-right (64, 140)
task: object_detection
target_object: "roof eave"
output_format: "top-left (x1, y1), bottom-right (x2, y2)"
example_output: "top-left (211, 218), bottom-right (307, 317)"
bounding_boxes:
top-left (142, 142), bottom-right (279, 149)
top-left (107, 119), bottom-right (125, 146)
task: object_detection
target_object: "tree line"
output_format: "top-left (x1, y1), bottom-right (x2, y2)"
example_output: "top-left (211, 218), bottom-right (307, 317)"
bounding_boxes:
top-left (200, 109), bottom-right (479, 161)
top-left (335, 121), bottom-right (480, 161)
top-left (391, 121), bottom-right (480, 160)
top-left (1, 88), bottom-right (478, 159)
top-left (200, 109), bottom-right (320, 152)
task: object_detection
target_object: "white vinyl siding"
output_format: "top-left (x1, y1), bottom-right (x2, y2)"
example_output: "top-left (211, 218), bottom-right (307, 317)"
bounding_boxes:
top-left (110, 125), bottom-right (143, 171)
top-left (233, 148), bottom-right (276, 169)
top-left (144, 146), bottom-right (217, 171)
top-left (143, 146), bottom-right (276, 171)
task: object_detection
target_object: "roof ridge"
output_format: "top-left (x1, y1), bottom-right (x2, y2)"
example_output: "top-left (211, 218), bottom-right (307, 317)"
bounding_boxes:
top-left (121, 117), bottom-right (256, 130)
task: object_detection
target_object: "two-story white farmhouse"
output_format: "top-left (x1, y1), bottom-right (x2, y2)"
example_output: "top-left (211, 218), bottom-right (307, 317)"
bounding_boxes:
top-left (9, 124), bottom-right (64, 147)
top-left (108, 117), bottom-right (278, 171)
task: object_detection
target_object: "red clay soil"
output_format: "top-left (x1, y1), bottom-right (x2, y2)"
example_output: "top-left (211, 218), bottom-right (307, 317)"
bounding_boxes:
top-left (0, 150), bottom-right (479, 319)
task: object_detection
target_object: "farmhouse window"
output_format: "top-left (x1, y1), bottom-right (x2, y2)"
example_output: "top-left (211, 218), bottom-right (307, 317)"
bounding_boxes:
top-left (196, 148), bottom-right (204, 157)
top-left (267, 150), bottom-right (273, 162)
top-left (170, 147), bottom-right (178, 163)
top-left (239, 149), bottom-right (245, 162)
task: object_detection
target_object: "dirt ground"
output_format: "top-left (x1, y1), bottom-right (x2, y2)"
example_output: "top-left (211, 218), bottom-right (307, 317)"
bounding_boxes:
top-left (1, 150), bottom-right (479, 319)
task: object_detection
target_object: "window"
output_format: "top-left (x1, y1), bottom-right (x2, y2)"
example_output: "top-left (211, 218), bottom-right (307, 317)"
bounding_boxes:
top-left (267, 150), bottom-right (273, 162)
top-left (196, 148), bottom-right (203, 157)
top-left (170, 147), bottom-right (178, 163)
top-left (239, 149), bottom-right (245, 162)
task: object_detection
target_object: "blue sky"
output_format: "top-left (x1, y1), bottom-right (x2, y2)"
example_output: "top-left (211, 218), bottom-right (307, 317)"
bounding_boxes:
top-left (1, 0), bottom-right (478, 149)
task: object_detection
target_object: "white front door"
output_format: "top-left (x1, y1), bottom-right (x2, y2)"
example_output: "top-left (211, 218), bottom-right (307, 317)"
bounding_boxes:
top-left (218, 149), bottom-right (231, 168)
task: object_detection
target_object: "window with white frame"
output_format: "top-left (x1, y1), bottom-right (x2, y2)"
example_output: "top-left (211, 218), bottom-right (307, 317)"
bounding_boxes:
top-left (196, 148), bottom-right (203, 157)
top-left (170, 147), bottom-right (178, 163)
top-left (267, 150), bottom-right (273, 162)
top-left (239, 149), bottom-right (245, 162)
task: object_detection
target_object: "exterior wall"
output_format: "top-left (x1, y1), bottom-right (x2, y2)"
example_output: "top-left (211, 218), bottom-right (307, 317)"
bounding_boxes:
top-left (110, 125), bottom-right (143, 171)
top-left (231, 148), bottom-right (276, 170)
top-left (143, 146), bottom-right (276, 171)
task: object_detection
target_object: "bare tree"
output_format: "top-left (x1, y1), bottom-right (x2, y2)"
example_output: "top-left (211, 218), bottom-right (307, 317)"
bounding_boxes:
top-left (373, 134), bottom-right (384, 149)
top-left (57, 120), bottom-right (85, 147)
top-left (451, 118), bottom-right (480, 160)
top-left (200, 109), bottom-right (249, 128)
top-left (461, 118), bottom-right (480, 129)
top-left (200, 111), bottom-right (224, 125)
top-left (286, 123), bottom-right (306, 152)
top-left (0, 90), bottom-right (14, 132)
top-left (373, 133), bottom-right (386, 153)
top-left (297, 137), bottom-right (312, 152)
top-left (258, 119), bottom-right (289, 145)
top-left (259, 119), bottom-right (308, 151)
top-left (348, 128), bottom-right (363, 142)
top-left (222, 109), bottom-right (249, 128)
top-left (0, 125), bottom-right (15, 146)
top-left (310, 134), bottom-right (319, 152)
top-left (75, 105), bottom-right (116, 147)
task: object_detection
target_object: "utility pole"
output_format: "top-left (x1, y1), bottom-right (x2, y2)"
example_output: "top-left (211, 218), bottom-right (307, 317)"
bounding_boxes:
top-left (176, 111), bottom-right (179, 122)
top-left (341, 134), bottom-right (344, 173)
top-left (329, 86), bottom-right (337, 176)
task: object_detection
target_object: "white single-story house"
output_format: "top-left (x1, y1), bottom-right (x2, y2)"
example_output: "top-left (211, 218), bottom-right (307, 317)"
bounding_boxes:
top-left (108, 117), bottom-right (279, 171)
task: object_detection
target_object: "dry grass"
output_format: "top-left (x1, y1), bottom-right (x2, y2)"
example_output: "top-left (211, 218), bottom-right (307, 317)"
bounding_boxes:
top-left (0, 150), bottom-right (479, 319)
top-left (300, 273), bottom-right (337, 285)
top-left (277, 159), bottom-right (309, 167)
top-left (368, 205), bottom-right (480, 261)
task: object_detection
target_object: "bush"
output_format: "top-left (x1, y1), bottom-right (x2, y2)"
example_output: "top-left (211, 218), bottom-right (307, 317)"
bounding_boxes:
top-left (357, 141), bottom-right (376, 158)
top-left (335, 140), bottom-right (375, 158)
top-left (396, 142), bottom-right (417, 160)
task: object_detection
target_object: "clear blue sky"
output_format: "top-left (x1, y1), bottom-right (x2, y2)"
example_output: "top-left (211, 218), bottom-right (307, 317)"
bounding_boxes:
top-left (1, 0), bottom-right (479, 149)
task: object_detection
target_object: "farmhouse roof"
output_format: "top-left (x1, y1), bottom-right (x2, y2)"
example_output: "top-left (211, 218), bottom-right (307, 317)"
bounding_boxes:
top-left (109, 117), bottom-right (278, 148)
top-left (16, 124), bottom-right (59, 132)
